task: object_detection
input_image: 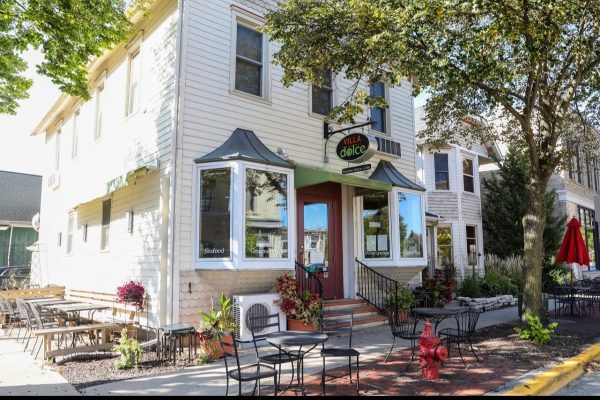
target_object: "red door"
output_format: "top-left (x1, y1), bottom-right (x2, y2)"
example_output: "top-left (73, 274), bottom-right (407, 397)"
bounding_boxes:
top-left (296, 182), bottom-right (343, 299)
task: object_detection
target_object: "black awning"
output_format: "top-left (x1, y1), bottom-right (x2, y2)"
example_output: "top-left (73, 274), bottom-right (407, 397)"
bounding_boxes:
top-left (194, 128), bottom-right (295, 169)
top-left (369, 160), bottom-right (425, 191)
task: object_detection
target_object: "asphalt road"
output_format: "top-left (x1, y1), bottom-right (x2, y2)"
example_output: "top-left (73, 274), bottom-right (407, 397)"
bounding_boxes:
top-left (554, 371), bottom-right (600, 396)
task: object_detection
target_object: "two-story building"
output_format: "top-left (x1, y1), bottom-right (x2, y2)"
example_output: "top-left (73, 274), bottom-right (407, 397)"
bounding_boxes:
top-left (415, 107), bottom-right (500, 281)
top-left (32, 0), bottom-right (427, 329)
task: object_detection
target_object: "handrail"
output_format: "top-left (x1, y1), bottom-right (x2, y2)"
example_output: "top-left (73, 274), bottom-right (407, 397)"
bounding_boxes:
top-left (294, 260), bottom-right (324, 300)
top-left (355, 257), bottom-right (399, 312)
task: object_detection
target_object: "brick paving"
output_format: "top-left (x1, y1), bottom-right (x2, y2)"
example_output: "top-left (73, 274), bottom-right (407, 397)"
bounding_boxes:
top-left (293, 348), bottom-right (531, 396)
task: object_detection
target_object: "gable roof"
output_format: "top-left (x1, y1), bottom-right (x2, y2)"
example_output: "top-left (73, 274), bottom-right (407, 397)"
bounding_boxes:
top-left (0, 171), bottom-right (42, 223)
top-left (194, 128), bottom-right (295, 169)
top-left (369, 161), bottom-right (425, 191)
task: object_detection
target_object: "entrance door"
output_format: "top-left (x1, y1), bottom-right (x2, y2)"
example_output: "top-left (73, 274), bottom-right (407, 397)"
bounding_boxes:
top-left (297, 182), bottom-right (343, 299)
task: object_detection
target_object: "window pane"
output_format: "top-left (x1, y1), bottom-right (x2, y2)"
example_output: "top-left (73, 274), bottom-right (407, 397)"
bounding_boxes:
top-left (245, 168), bottom-right (288, 259)
top-left (437, 227), bottom-right (453, 265)
top-left (464, 175), bottom-right (474, 192)
top-left (370, 82), bottom-right (385, 97)
top-left (236, 25), bottom-right (262, 62)
top-left (235, 60), bottom-right (261, 96)
top-left (466, 225), bottom-right (477, 265)
top-left (435, 172), bottom-right (449, 190)
top-left (463, 158), bottom-right (473, 175)
top-left (67, 212), bottom-right (74, 254)
top-left (95, 86), bottom-right (103, 139)
top-left (370, 106), bottom-right (385, 133)
top-left (398, 192), bottom-right (423, 258)
top-left (127, 51), bottom-right (141, 115)
top-left (199, 168), bottom-right (231, 258)
top-left (72, 112), bottom-right (78, 158)
top-left (312, 86), bottom-right (332, 115)
top-left (101, 199), bottom-right (111, 250)
top-left (363, 193), bottom-right (390, 258)
top-left (434, 153), bottom-right (448, 172)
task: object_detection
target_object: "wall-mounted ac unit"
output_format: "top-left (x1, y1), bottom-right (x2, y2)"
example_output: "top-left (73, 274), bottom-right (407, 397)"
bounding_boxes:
top-left (233, 293), bottom-right (285, 344)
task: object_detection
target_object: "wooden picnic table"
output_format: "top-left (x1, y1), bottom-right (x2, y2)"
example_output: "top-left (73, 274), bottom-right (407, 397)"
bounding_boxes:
top-left (44, 302), bottom-right (111, 325)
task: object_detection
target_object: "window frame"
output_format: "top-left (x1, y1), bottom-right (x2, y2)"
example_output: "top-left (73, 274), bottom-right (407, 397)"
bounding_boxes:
top-left (100, 198), bottom-right (111, 251)
top-left (309, 69), bottom-right (335, 118)
top-left (462, 156), bottom-right (475, 193)
top-left (71, 110), bottom-right (79, 159)
top-left (66, 210), bottom-right (75, 255)
top-left (361, 191), bottom-right (393, 260)
top-left (125, 48), bottom-right (142, 117)
top-left (54, 129), bottom-right (61, 171)
top-left (433, 152), bottom-right (450, 190)
top-left (466, 224), bottom-right (478, 266)
top-left (369, 82), bottom-right (391, 135)
top-left (230, 13), bottom-right (270, 102)
top-left (436, 225), bottom-right (453, 266)
top-left (94, 84), bottom-right (105, 141)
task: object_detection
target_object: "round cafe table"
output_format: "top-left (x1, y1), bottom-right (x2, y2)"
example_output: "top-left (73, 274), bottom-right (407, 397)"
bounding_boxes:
top-left (412, 306), bottom-right (469, 335)
top-left (267, 330), bottom-right (328, 395)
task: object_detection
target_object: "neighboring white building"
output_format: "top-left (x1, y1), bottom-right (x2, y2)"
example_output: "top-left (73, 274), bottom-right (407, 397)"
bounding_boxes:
top-left (32, 0), bottom-right (427, 328)
top-left (415, 107), bottom-right (499, 280)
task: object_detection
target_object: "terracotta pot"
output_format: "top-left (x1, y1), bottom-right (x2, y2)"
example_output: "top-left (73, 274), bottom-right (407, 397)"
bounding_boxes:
top-left (287, 318), bottom-right (316, 331)
top-left (198, 335), bottom-right (232, 360)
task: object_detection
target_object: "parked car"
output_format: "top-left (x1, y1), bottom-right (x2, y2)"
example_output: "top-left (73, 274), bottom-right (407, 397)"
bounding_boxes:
top-left (0, 266), bottom-right (31, 290)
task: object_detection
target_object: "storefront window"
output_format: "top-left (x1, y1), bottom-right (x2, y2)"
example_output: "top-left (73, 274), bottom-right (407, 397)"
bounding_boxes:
top-left (437, 226), bottom-right (452, 265)
top-left (363, 193), bottom-right (390, 258)
top-left (245, 168), bottom-right (289, 259)
top-left (398, 192), bottom-right (423, 258)
top-left (578, 206), bottom-right (597, 271)
top-left (199, 168), bottom-right (231, 258)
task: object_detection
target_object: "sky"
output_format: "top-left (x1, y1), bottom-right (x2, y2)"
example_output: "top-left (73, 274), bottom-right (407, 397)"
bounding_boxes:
top-left (0, 50), bottom-right (59, 176)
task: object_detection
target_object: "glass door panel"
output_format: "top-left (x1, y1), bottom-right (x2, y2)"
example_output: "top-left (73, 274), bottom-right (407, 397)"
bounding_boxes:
top-left (303, 203), bottom-right (328, 271)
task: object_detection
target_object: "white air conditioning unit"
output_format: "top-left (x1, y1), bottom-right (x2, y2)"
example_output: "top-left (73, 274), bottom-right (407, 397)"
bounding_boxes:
top-left (233, 293), bottom-right (285, 344)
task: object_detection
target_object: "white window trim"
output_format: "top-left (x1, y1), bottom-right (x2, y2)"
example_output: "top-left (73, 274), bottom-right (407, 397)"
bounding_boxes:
top-left (369, 82), bottom-right (392, 136)
top-left (465, 223), bottom-right (479, 266)
top-left (193, 160), bottom-right (295, 270)
top-left (308, 71), bottom-right (338, 119)
top-left (71, 109), bottom-right (79, 159)
top-left (66, 210), bottom-right (76, 256)
top-left (54, 129), bottom-right (61, 172)
top-left (125, 45), bottom-right (143, 118)
top-left (100, 198), bottom-right (111, 252)
top-left (433, 151), bottom-right (451, 191)
top-left (94, 84), bottom-right (105, 141)
top-left (356, 188), bottom-right (427, 267)
top-left (462, 155), bottom-right (475, 193)
top-left (230, 12), bottom-right (271, 102)
top-left (358, 192), bottom-right (393, 261)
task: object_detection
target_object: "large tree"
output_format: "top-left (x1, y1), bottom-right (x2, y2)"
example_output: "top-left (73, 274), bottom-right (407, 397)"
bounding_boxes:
top-left (264, 0), bottom-right (600, 317)
top-left (482, 147), bottom-right (565, 260)
top-left (0, 0), bottom-right (147, 114)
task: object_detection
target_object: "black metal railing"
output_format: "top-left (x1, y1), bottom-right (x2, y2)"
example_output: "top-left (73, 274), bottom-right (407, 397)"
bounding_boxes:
top-left (295, 260), bottom-right (324, 300)
top-left (355, 257), bottom-right (399, 312)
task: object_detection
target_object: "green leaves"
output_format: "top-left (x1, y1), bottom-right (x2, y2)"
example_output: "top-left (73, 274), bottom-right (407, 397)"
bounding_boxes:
top-left (0, 0), bottom-right (149, 114)
top-left (514, 312), bottom-right (558, 344)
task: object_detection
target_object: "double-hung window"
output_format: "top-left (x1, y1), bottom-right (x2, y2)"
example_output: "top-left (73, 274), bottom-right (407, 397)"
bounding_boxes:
top-left (369, 82), bottom-right (387, 133)
top-left (101, 199), bottom-right (111, 251)
top-left (54, 130), bottom-right (61, 171)
top-left (312, 70), bottom-right (333, 116)
top-left (437, 226), bottom-right (453, 265)
top-left (94, 85), bottom-right (104, 140)
top-left (463, 157), bottom-right (475, 193)
top-left (235, 24), bottom-right (264, 97)
top-left (71, 111), bottom-right (79, 158)
top-left (127, 50), bottom-right (141, 116)
top-left (466, 225), bottom-right (478, 265)
top-left (67, 211), bottom-right (75, 255)
top-left (434, 153), bottom-right (449, 190)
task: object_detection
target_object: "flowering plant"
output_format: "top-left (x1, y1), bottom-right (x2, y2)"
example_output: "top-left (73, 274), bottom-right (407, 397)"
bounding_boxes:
top-left (275, 273), bottom-right (322, 327)
top-left (116, 280), bottom-right (145, 311)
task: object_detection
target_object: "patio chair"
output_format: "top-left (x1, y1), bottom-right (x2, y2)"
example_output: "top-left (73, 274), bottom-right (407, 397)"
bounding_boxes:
top-left (0, 296), bottom-right (21, 336)
top-left (438, 307), bottom-right (482, 367)
top-left (217, 330), bottom-right (278, 396)
top-left (320, 310), bottom-right (360, 395)
top-left (14, 299), bottom-right (36, 345)
top-left (28, 302), bottom-right (61, 358)
top-left (384, 307), bottom-right (419, 368)
top-left (248, 313), bottom-right (298, 391)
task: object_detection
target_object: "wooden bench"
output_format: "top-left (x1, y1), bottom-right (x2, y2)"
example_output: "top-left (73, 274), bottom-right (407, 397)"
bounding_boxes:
top-left (33, 322), bottom-right (120, 361)
top-left (2, 286), bottom-right (64, 300)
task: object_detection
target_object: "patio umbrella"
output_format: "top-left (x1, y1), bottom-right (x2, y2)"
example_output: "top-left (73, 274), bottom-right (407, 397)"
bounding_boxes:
top-left (556, 217), bottom-right (590, 286)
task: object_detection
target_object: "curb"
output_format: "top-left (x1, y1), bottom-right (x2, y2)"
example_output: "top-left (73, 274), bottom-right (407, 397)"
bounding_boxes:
top-left (503, 343), bottom-right (600, 396)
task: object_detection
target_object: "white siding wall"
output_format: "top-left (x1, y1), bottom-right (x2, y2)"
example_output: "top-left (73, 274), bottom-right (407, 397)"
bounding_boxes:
top-left (37, 2), bottom-right (179, 327)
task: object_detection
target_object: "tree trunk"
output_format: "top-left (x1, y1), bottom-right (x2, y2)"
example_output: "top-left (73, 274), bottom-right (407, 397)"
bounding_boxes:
top-left (522, 177), bottom-right (548, 318)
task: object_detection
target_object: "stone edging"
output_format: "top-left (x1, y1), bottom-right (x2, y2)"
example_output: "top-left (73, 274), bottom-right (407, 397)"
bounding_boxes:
top-left (502, 343), bottom-right (600, 396)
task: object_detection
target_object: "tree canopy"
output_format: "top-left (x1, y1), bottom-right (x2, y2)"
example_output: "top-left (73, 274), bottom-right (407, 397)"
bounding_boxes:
top-left (0, 0), bottom-right (146, 115)
top-left (265, 0), bottom-right (600, 316)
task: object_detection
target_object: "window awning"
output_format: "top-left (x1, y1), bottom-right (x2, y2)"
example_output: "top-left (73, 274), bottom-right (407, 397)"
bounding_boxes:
top-left (369, 160), bottom-right (426, 192)
top-left (294, 165), bottom-right (392, 195)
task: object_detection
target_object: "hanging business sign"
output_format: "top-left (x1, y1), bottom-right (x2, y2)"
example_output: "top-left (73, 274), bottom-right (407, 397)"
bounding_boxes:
top-left (336, 132), bottom-right (378, 163)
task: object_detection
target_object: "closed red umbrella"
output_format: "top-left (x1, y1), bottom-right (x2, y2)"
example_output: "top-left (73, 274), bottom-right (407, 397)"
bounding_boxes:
top-left (556, 217), bottom-right (590, 271)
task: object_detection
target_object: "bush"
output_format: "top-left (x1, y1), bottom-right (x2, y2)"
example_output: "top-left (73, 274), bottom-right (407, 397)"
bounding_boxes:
top-left (112, 328), bottom-right (144, 370)
top-left (459, 272), bottom-right (483, 298)
top-left (514, 312), bottom-right (558, 344)
top-left (542, 259), bottom-right (571, 292)
top-left (482, 270), bottom-right (518, 296)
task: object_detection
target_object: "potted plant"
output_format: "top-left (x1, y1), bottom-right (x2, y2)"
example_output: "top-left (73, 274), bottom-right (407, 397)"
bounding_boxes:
top-left (116, 280), bottom-right (145, 311)
top-left (384, 286), bottom-right (416, 323)
top-left (275, 273), bottom-right (322, 330)
top-left (198, 293), bottom-right (237, 359)
top-left (418, 269), bottom-right (453, 307)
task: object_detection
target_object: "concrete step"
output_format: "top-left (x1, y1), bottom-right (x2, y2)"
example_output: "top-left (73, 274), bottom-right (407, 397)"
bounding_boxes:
top-left (321, 299), bottom-right (388, 330)
top-left (322, 314), bottom-right (388, 331)
top-left (323, 298), bottom-right (370, 310)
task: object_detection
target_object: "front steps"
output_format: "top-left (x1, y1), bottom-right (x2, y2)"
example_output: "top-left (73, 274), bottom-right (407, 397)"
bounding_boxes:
top-left (322, 298), bottom-right (388, 331)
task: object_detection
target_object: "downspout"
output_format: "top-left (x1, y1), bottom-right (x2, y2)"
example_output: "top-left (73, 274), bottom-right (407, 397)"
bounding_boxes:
top-left (166, 0), bottom-right (185, 325)
top-left (7, 225), bottom-right (13, 266)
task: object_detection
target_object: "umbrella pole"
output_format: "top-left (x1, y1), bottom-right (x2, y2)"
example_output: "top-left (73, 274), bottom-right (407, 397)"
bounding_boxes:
top-left (570, 264), bottom-right (575, 317)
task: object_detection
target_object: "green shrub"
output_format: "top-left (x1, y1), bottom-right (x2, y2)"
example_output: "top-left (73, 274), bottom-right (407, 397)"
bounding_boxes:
top-left (459, 272), bottom-right (483, 298)
top-left (482, 270), bottom-right (518, 296)
top-left (514, 312), bottom-right (558, 344)
top-left (112, 328), bottom-right (144, 370)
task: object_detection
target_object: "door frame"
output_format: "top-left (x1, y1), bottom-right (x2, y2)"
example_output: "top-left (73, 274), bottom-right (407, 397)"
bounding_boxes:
top-left (296, 182), bottom-right (343, 299)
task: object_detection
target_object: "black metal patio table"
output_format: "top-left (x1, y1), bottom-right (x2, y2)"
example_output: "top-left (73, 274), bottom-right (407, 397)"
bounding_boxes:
top-left (412, 306), bottom-right (469, 335)
top-left (267, 330), bottom-right (328, 396)
top-left (157, 323), bottom-right (196, 364)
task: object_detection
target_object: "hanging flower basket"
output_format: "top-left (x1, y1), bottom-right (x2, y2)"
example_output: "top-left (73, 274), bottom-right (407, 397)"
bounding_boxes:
top-left (116, 280), bottom-right (145, 311)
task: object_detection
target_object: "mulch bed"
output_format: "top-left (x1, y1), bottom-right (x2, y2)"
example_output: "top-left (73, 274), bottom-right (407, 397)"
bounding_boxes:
top-left (54, 308), bottom-right (600, 394)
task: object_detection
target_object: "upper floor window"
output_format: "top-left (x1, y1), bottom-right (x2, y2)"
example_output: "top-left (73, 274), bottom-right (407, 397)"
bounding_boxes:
top-left (71, 111), bottom-right (79, 158)
top-left (66, 211), bottom-right (75, 255)
top-left (312, 70), bottom-right (333, 116)
top-left (101, 199), bottom-right (111, 251)
top-left (369, 82), bottom-right (387, 133)
top-left (94, 85), bottom-right (104, 140)
top-left (463, 157), bottom-right (474, 193)
top-left (126, 50), bottom-right (141, 116)
top-left (434, 153), bottom-right (449, 190)
top-left (235, 24), bottom-right (263, 97)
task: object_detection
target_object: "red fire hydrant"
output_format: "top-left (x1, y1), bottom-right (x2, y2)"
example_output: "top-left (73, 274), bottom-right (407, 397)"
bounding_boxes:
top-left (417, 321), bottom-right (448, 380)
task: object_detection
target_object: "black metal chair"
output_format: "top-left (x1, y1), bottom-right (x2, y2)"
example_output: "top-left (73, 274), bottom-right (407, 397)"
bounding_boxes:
top-left (384, 307), bottom-right (419, 368)
top-left (217, 330), bottom-right (278, 396)
top-left (438, 307), bottom-right (482, 367)
top-left (28, 302), bottom-right (61, 358)
top-left (248, 313), bottom-right (298, 391)
top-left (320, 310), bottom-right (360, 395)
top-left (0, 296), bottom-right (21, 336)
